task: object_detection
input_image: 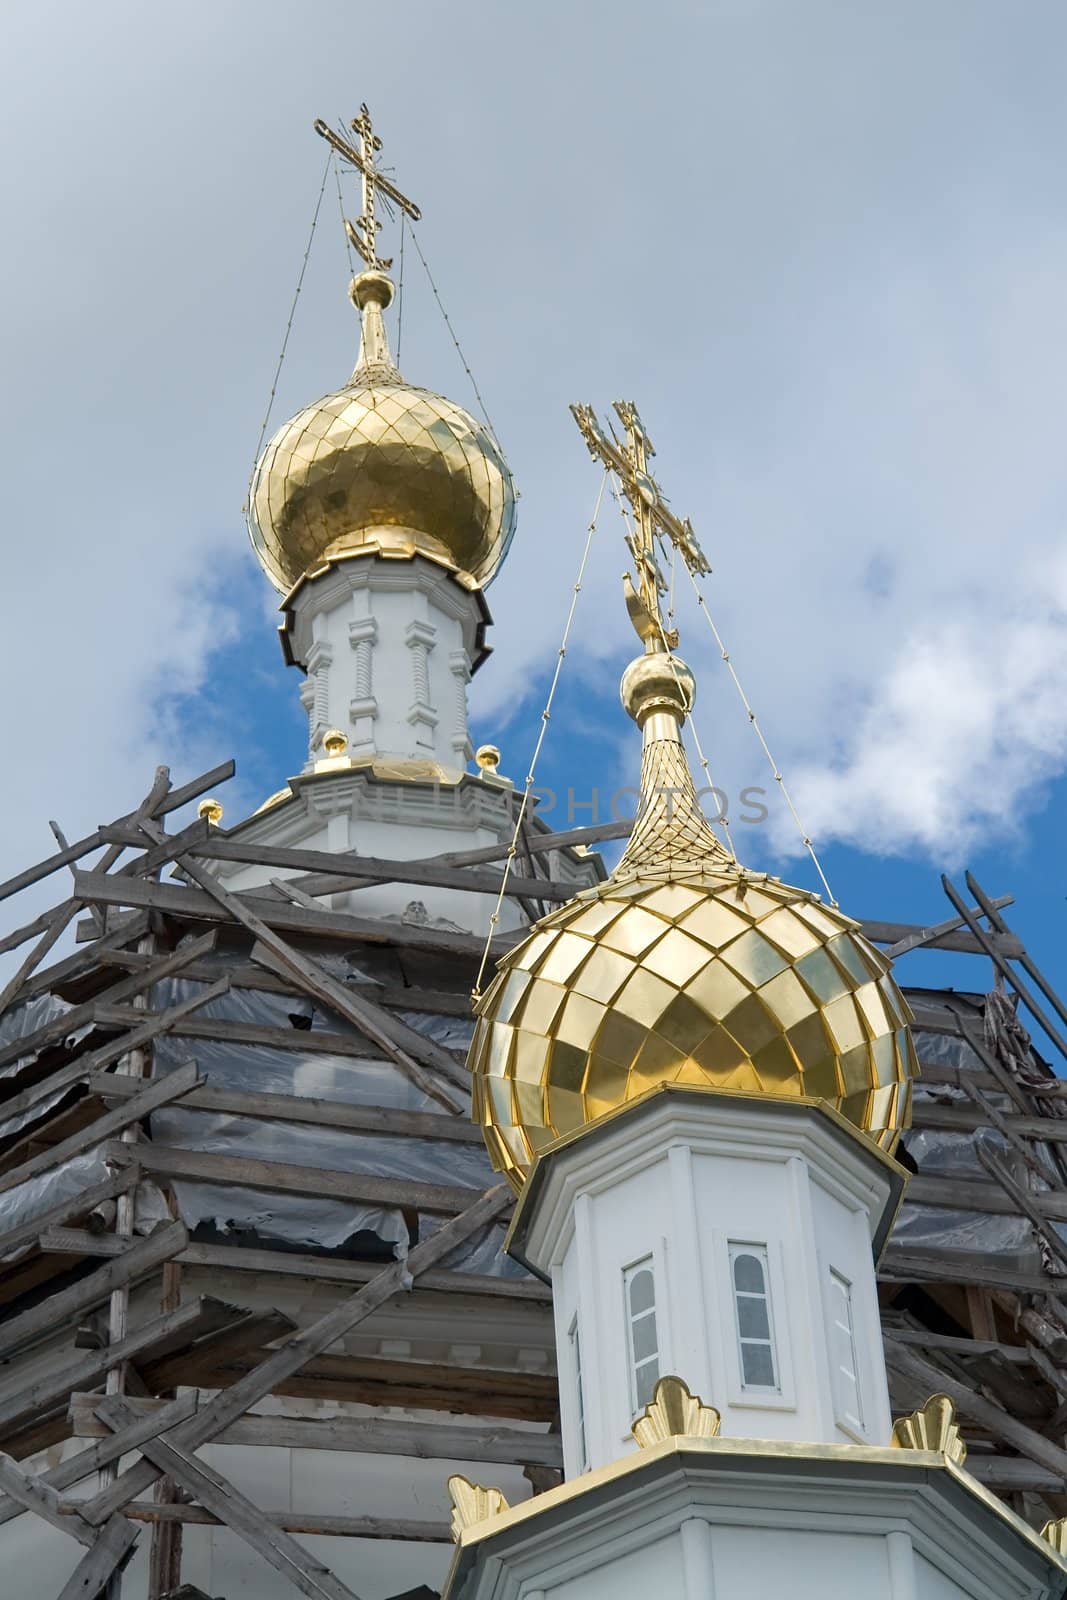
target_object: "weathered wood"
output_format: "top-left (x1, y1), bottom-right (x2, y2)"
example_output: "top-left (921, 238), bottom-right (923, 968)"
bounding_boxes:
top-left (914, 1102), bottom-right (1067, 1143)
top-left (0, 897), bottom-right (81, 959)
top-left (0, 929), bottom-right (218, 1074)
top-left (55, 1514), bottom-right (139, 1599)
top-left (0, 1297), bottom-right (243, 1437)
top-left (885, 1328), bottom-right (1031, 1365)
top-left (122, 1501), bottom-right (450, 1542)
top-left (0, 1394), bottom-right (198, 1529)
top-left (0, 1222), bottom-right (188, 1360)
top-left (0, 1165), bottom-right (139, 1260)
top-left (884, 1338), bottom-right (1067, 1480)
top-left (90, 1072), bottom-right (484, 1143)
top-left (17, 914), bottom-right (154, 1006)
top-left (42, 1233), bottom-right (549, 1304)
top-left (0, 899), bottom-right (83, 1017)
top-left (906, 1171), bottom-right (1067, 1224)
top-left (97, 1395), bottom-right (360, 1600)
top-left (107, 1140), bottom-right (481, 1215)
top-left (70, 1394), bottom-right (563, 1467)
top-left (882, 895), bottom-right (1015, 961)
top-left (973, 1141), bottom-right (1067, 1275)
top-left (0, 978), bottom-right (226, 1131)
top-left (942, 874), bottom-right (1067, 1058)
top-left (0, 1452), bottom-right (95, 1544)
top-left (72, 868), bottom-right (499, 958)
top-left (80, 1185), bottom-right (510, 1520)
top-left (966, 870), bottom-right (1067, 1045)
top-left (0, 1062), bottom-right (202, 1199)
top-left (879, 1247), bottom-right (1065, 1295)
top-left (90, 1006), bottom-right (393, 1063)
top-left (967, 1456), bottom-right (1067, 1493)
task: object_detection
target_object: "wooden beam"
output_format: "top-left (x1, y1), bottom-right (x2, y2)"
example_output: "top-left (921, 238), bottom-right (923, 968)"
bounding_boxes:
top-left (879, 1247), bottom-right (1066, 1295)
top-left (0, 1223), bottom-right (188, 1361)
top-left (0, 900), bottom-right (83, 1017)
top-left (16, 913), bottom-right (153, 1007)
top-left (122, 1501), bottom-right (450, 1542)
top-left (0, 1062), bottom-right (202, 1198)
top-left (0, 1394), bottom-right (199, 1529)
top-left (89, 1006), bottom-right (394, 1063)
top-left (0, 1297), bottom-right (244, 1438)
top-left (96, 1395), bottom-right (360, 1600)
top-left (0, 978), bottom-right (226, 1131)
top-left (107, 1140), bottom-right (481, 1215)
top-left (942, 874), bottom-right (1067, 1058)
top-left (89, 1072), bottom-right (485, 1144)
top-left (79, 1185), bottom-right (511, 1522)
top-left (69, 1395), bottom-right (563, 1468)
top-left (906, 1172), bottom-right (1067, 1224)
top-left (55, 1515), bottom-right (139, 1599)
top-left (0, 1165), bottom-right (139, 1260)
top-left (0, 929), bottom-right (218, 1074)
top-left (0, 1453), bottom-right (95, 1544)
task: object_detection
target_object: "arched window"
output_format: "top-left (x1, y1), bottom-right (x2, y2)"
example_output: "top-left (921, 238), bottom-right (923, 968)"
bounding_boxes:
top-left (624, 1259), bottom-right (660, 1412)
top-left (729, 1243), bottom-right (778, 1390)
top-left (827, 1268), bottom-right (863, 1430)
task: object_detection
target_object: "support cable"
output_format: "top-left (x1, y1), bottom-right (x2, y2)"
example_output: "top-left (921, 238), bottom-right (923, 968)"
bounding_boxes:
top-left (396, 212), bottom-right (406, 365)
top-left (407, 226), bottom-right (499, 441)
top-left (472, 473), bottom-right (608, 1002)
top-left (680, 562), bottom-right (837, 905)
top-left (246, 153), bottom-right (332, 507)
top-left (332, 149), bottom-right (356, 277)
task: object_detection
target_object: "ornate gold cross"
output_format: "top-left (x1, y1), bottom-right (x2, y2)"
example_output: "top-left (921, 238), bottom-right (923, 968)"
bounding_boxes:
top-left (571, 400), bottom-right (709, 649)
top-left (314, 105), bottom-right (422, 272)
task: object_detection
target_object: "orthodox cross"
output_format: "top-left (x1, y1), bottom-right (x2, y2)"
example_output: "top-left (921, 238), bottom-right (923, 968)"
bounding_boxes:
top-left (314, 105), bottom-right (422, 272)
top-left (571, 400), bottom-right (710, 650)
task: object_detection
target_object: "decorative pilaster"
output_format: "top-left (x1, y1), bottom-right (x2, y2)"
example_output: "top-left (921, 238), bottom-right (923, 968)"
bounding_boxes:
top-left (304, 639), bottom-right (334, 754)
top-left (405, 619), bottom-right (438, 749)
top-left (449, 648), bottom-right (473, 762)
top-left (348, 616), bottom-right (378, 756)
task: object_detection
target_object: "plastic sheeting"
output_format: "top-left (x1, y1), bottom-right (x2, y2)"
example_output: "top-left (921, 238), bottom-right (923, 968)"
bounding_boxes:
top-left (147, 970), bottom-right (510, 1270)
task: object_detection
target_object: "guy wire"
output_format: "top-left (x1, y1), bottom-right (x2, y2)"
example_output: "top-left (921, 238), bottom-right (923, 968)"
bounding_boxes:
top-left (471, 472), bottom-right (609, 1003)
top-left (408, 225), bottom-right (499, 442)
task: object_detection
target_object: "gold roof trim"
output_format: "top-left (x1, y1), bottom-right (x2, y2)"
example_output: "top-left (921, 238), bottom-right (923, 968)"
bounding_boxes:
top-left (632, 1375), bottom-right (721, 1448)
top-left (890, 1394), bottom-right (967, 1464)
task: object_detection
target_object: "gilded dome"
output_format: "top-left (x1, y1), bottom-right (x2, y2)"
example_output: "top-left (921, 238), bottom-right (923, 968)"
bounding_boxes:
top-left (248, 272), bottom-right (517, 595)
top-left (468, 650), bottom-right (918, 1191)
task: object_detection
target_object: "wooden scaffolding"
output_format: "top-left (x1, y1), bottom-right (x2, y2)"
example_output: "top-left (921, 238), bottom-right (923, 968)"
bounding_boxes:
top-left (0, 756), bottom-right (1065, 1596)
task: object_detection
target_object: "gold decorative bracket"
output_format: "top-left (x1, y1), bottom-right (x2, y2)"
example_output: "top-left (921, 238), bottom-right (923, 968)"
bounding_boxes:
top-left (1041, 1517), bottom-right (1067, 1556)
top-left (314, 105), bottom-right (422, 272)
top-left (890, 1394), bottom-right (967, 1464)
top-left (447, 1474), bottom-right (510, 1541)
top-left (632, 1375), bottom-right (722, 1449)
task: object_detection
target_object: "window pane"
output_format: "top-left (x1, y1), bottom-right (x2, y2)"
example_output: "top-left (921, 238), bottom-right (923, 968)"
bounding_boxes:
top-left (628, 1268), bottom-right (655, 1315)
top-left (635, 1357), bottom-right (659, 1409)
top-left (632, 1311), bottom-right (657, 1362)
top-left (736, 1295), bottom-right (770, 1340)
top-left (741, 1342), bottom-right (775, 1387)
top-left (733, 1253), bottom-right (765, 1294)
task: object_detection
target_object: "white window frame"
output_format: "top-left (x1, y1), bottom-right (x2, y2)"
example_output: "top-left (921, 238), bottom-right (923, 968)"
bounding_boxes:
top-left (825, 1264), bottom-right (866, 1439)
top-left (728, 1241), bottom-right (779, 1393)
top-left (622, 1255), bottom-right (661, 1418)
top-left (714, 1232), bottom-right (796, 1412)
top-left (569, 1314), bottom-right (588, 1472)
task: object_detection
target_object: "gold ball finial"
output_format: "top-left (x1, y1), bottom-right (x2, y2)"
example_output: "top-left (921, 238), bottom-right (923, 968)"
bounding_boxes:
top-left (475, 744), bottom-right (501, 777)
top-left (197, 798), bottom-right (224, 826)
top-left (620, 651), bottom-right (696, 726)
top-left (322, 729), bottom-right (349, 757)
top-left (349, 269), bottom-right (395, 310)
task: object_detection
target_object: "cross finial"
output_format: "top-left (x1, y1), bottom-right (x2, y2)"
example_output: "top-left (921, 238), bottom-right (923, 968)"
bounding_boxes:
top-left (313, 105), bottom-right (422, 272)
top-left (571, 401), bottom-right (710, 649)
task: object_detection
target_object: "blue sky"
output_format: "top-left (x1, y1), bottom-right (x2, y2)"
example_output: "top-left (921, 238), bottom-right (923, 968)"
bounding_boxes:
top-left (2, 0), bottom-right (1066, 1058)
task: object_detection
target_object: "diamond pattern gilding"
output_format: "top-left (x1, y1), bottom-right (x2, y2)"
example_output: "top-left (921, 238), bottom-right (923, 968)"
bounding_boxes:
top-left (470, 861), bottom-right (919, 1190)
top-left (249, 366), bottom-right (516, 593)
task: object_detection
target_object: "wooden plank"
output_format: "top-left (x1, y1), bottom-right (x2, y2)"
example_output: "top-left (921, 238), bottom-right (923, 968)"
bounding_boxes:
top-left (0, 900), bottom-right (83, 1018)
top-left (16, 914), bottom-right (153, 1006)
top-left (0, 978), bottom-right (227, 1131)
top-left (884, 1338), bottom-right (1067, 1480)
top-left (973, 1141), bottom-right (1067, 1274)
top-left (107, 1141), bottom-right (480, 1216)
top-left (0, 1395), bottom-right (199, 1530)
top-left (942, 873), bottom-right (1067, 1058)
top-left (879, 1247), bottom-right (1066, 1295)
top-left (0, 1165), bottom-right (139, 1260)
top-left (39, 1233), bottom-right (549, 1305)
top-left (885, 1328), bottom-right (1030, 1364)
top-left (97, 1396), bottom-right (361, 1600)
top-left (0, 1453), bottom-right (94, 1544)
top-left (913, 1102), bottom-right (1067, 1142)
top-left (69, 1395), bottom-right (564, 1467)
top-left (0, 1223), bottom-right (188, 1360)
top-left (0, 897), bottom-right (81, 960)
top-left (80, 1185), bottom-right (511, 1521)
top-left (0, 1062), bottom-right (202, 1198)
top-left (122, 1501), bottom-right (449, 1542)
top-left (883, 895), bottom-right (1015, 960)
top-left (0, 929), bottom-right (218, 1074)
top-left (89, 1072), bottom-right (484, 1143)
top-left (71, 869), bottom-right (499, 959)
top-left (0, 1298), bottom-right (243, 1437)
top-left (56, 1514), bottom-right (139, 1599)
top-left (906, 1172), bottom-right (1067, 1224)
top-left (89, 1006), bottom-right (393, 1063)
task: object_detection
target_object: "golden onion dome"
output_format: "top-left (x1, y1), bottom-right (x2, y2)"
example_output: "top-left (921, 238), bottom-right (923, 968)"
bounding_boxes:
top-left (248, 271), bottom-right (517, 594)
top-left (468, 645), bottom-right (919, 1191)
